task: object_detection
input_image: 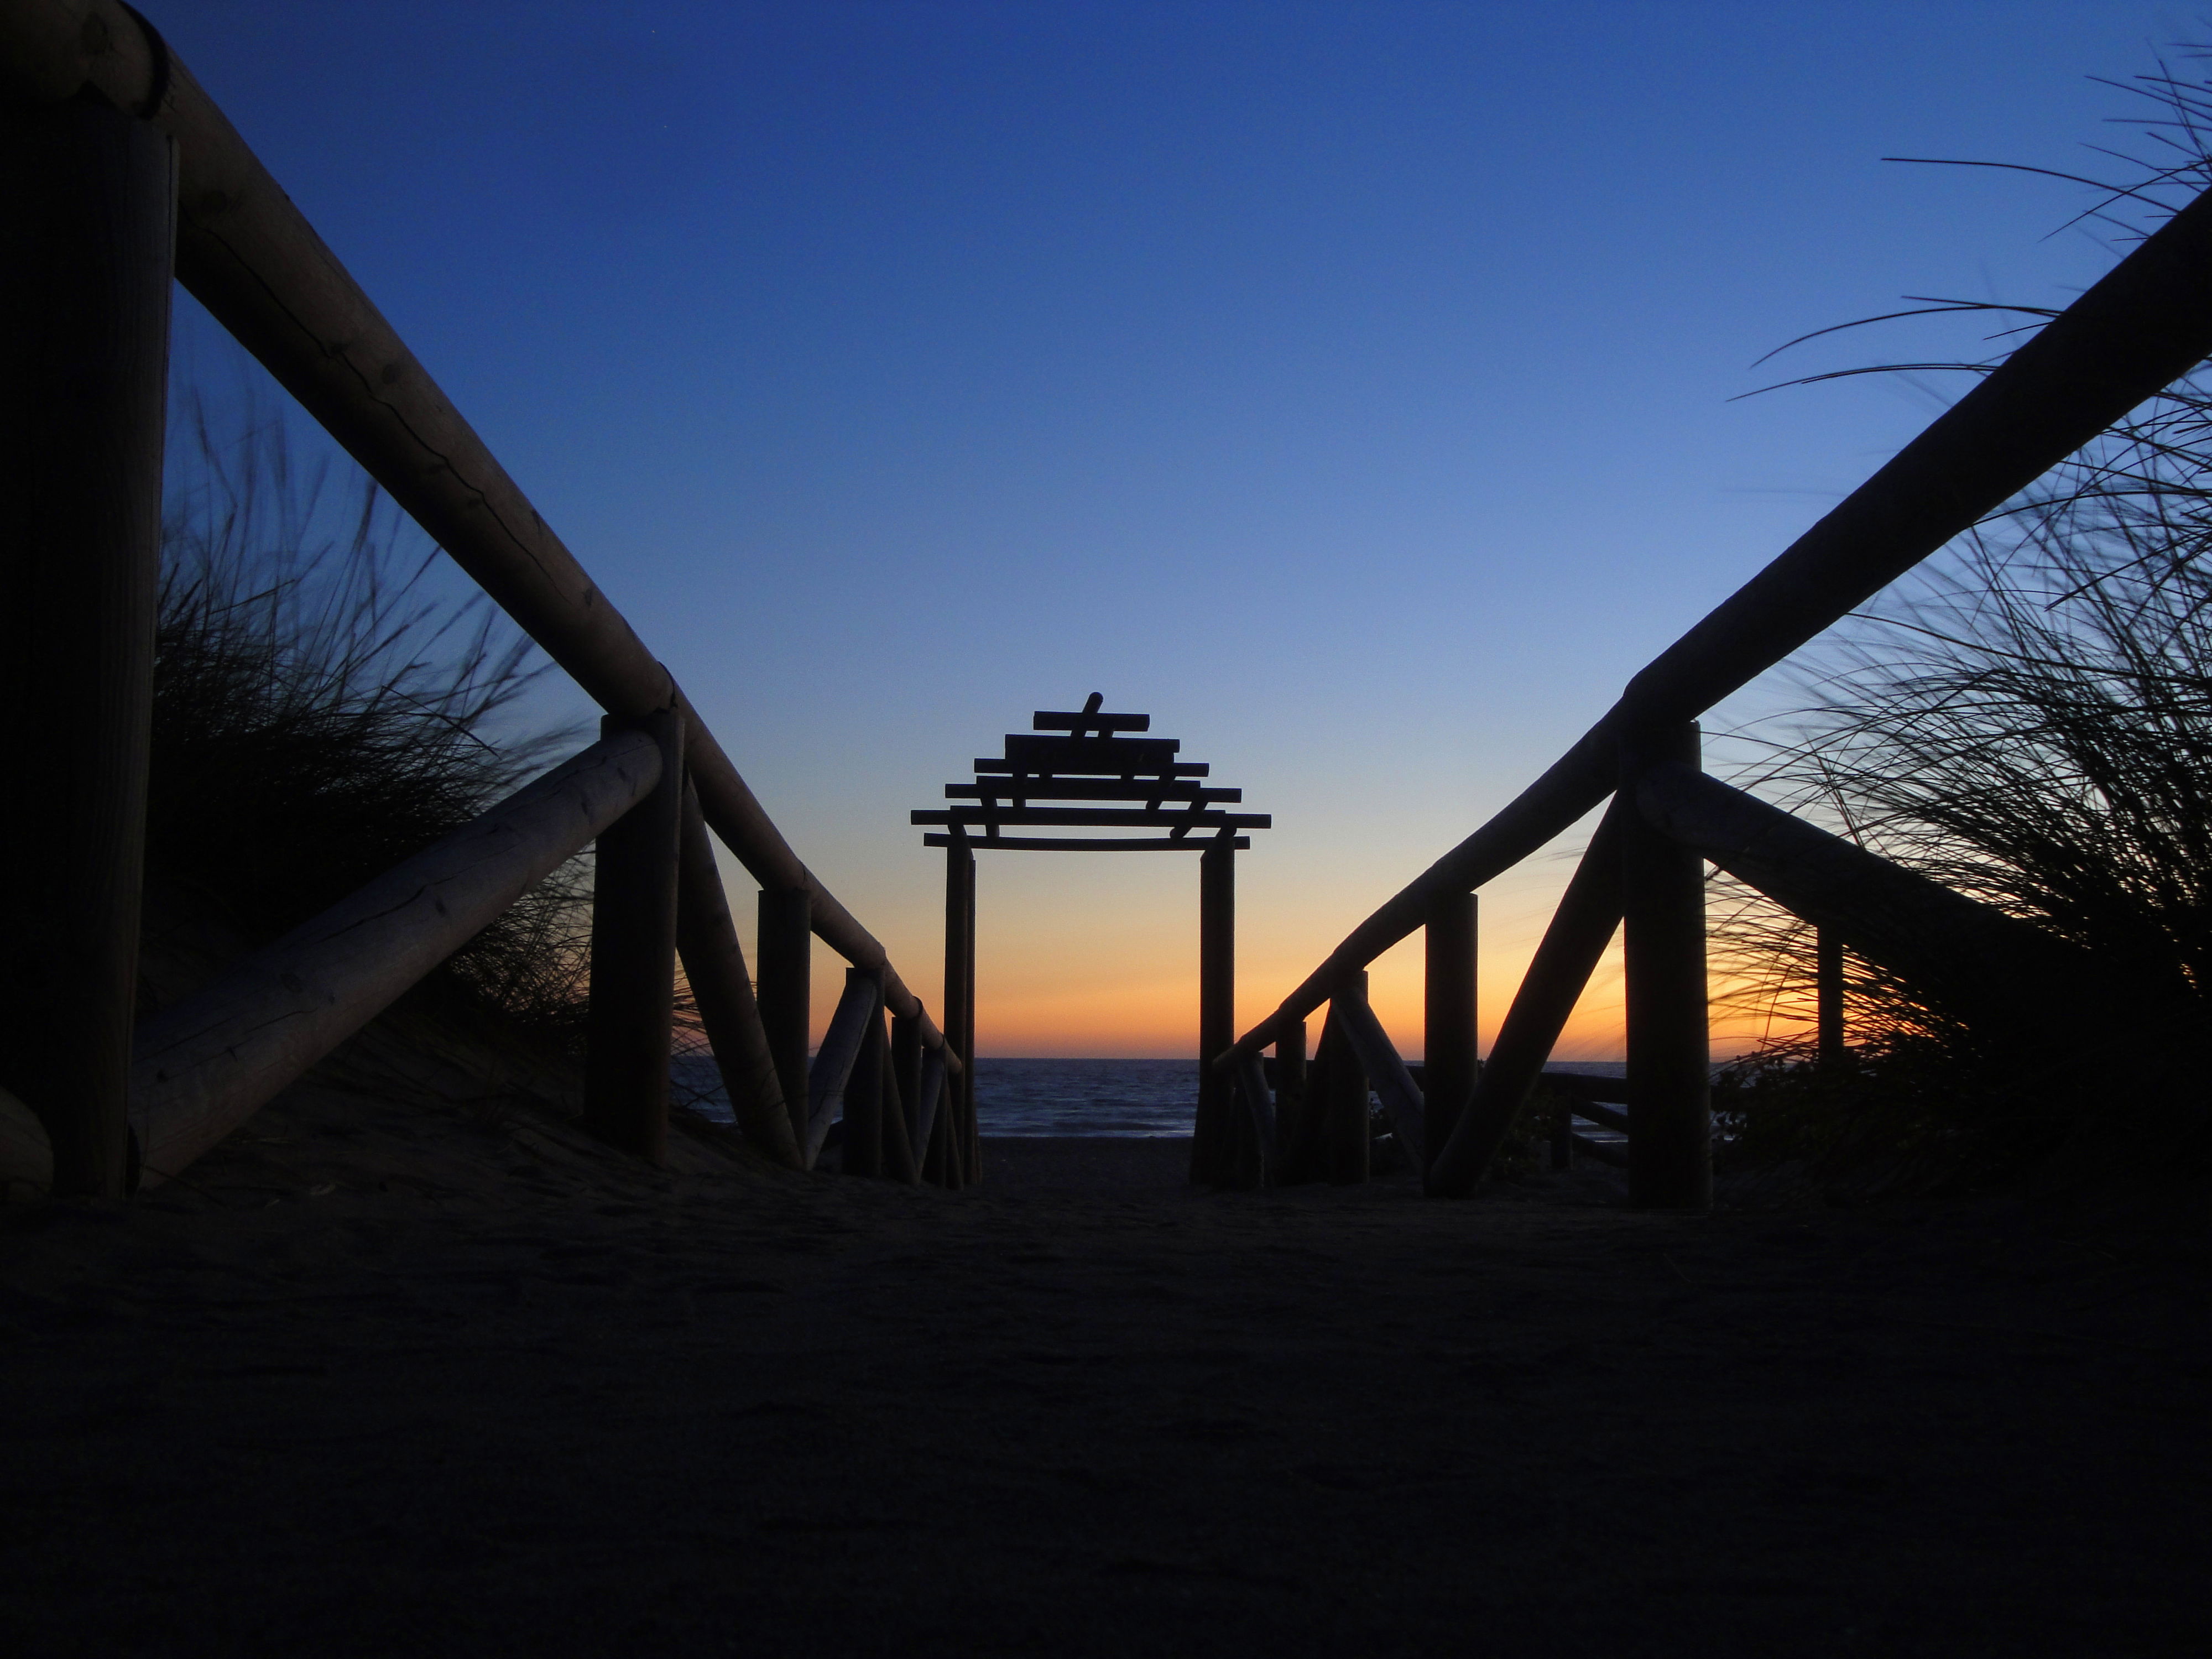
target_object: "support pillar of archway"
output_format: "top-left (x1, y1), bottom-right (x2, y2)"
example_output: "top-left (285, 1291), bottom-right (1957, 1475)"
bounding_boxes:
top-left (1191, 839), bottom-right (1236, 1185)
top-left (943, 836), bottom-right (977, 1183)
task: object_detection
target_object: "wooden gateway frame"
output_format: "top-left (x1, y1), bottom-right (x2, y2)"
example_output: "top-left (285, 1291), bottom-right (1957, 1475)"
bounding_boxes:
top-left (912, 696), bottom-right (1270, 1186)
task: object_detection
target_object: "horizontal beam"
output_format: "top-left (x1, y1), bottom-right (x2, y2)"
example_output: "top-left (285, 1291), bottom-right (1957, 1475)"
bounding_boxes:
top-left (1634, 762), bottom-right (2100, 1027)
top-left (948, 781), bottom-right (1241, 804)
top-left (1000, 735), bottom-right (1181, 773)
top-left (979, 760), bottom-right (1209, 779)
top-left (921, 834), bottom-right (1251, 852)
top-left (913, 807), bottom-right (1270, 830)
top-left (1537, 1070), bottom-right (1629, 1108)
top-left (131, 731), bottom-right (661, 1187)
top-left (1033, 710), bottom-right (1150, 733)
top-left (0, 2), bottom-right (958, 1072)
top-left (1225, 167), bottom-right (2212, 1071)
top-left (1568, 1099), bottom-right (1630, 1135)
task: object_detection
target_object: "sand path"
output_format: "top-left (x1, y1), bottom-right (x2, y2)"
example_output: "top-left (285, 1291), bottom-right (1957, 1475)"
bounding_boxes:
top-left (2, 1074), bottom-right (2206, 1655)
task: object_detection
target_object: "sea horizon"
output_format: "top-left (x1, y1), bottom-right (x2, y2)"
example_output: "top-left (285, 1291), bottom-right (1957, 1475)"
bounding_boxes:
top-left (677, 1053), bottom-right (1635, 1139)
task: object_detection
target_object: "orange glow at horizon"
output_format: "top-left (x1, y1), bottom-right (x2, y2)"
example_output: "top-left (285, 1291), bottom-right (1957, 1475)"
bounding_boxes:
top-left (936, 844), bottom-right (1801, 1061)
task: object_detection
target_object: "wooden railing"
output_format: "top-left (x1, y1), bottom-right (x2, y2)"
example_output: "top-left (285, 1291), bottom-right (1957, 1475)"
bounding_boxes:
top-left (13, 1), bottom-right (2212, 1206)
top-left (1207, 167), bottom-right (2212, 1201)
top-left (0, 1), bottom-right (968, 1196)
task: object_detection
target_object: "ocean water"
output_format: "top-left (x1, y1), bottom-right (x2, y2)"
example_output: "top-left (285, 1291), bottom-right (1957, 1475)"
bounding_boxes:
top-left (973, 1058), bottom-right (1196, 1138)
top-left (670, 1052), bottom-right (1197, 1137)
top-left (677, 1054), bottom-right (1635, 1140)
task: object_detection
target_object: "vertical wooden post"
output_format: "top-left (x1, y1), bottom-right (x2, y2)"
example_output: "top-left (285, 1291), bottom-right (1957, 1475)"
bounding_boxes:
top-left (945, 835), bottom-right (980, 1183)
top-left (1273, 1021), bottom-right (1308, 1182)
top-left (891, 1010), bottom-right (923, 1155)
top-left (1426, 796), bottom-right (1629, 1197)
top-left (1191, 838), bottom-right (1236, 1184)
top-left (583, 707), bottom-right (685, 1162)
top-left (756, 887), bottom-right (813, 1160)
top-left (966, 851), bottom-right (982, 1182)
top-left (1622, 722), bottom-right (1711, 1209)
top-left (1816, 926), bottom-right (1845, 1063)
top-left (842, 989), bottom-right (885, 1177)
top-left (1320, 989), bottom-right (1370, 1186)
top-left (1423, 890), bottom-right (1478, 1175)
top-left (0, 101), bottom-right (175, 1197)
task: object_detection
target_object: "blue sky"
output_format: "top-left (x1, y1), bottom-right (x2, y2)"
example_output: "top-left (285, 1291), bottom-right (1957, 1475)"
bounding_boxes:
top-left (161, 1), bottom-right (2194, 1052)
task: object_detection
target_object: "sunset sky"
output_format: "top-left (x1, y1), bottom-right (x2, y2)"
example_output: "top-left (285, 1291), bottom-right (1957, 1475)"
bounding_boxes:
top-left (161, 1), bottom-right (2185, 1056)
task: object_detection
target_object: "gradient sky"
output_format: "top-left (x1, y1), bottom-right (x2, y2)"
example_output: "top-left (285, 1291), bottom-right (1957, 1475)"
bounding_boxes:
top-left (160, 1), bottom-right (2191, 1056)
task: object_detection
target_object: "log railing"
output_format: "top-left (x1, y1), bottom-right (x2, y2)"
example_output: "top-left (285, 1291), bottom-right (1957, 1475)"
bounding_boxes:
top-left (1214, 157), bottom-right (2212, 1201)
top-left (0, 0), bottom-right (967, 1196)
top-left (13, 0), bottom-right (2211, 1205)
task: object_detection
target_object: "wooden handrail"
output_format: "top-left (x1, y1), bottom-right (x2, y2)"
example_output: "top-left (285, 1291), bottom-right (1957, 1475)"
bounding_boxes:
top-left (1632, 762), bottom-right (2106, 1027)
top-left (130, 730), bottom-right (664, 1188)
top-left (0, 0), bottom-right (957, 1071)
top-left (1222, 169), bottom-right (2212, 1073)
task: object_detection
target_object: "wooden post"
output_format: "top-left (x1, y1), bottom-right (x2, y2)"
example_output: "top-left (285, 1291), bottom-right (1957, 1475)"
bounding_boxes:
top-left (963, 846), bottom-right (981, 1183)
top-left (1817, 927), bottom-right (1845, 1062)
top-left (1423, 890), bottom-right (1477, 1172)
top-left (756, 886), bottom-right (812, 1160)
top-left (1320, 990), bottom-right (1370, 1186)
top-left (1272, 1021), bottom-right (1308, 1182)
top-left (583, 707), bottom-right (685, 1162)
top-left (1621, 723), bottom-right (1710, 1209)
top-left (1191, 838), bottom-right (1236, 1184)
top-left (842, 994), bottom-right (886, 1177)
top-left (675, 784), bottom-right (801, 1167)
top-left (943, 838), bottom-right (972, 1172)
top-left (944, 836), bottom-right (981, 1185)
top-left (1427, 798), bottom-right (1628, 1196)
top-left (0, 100), bottom-right (174, 1197)
top-left (891, 1010), bottom-right (923, 1156)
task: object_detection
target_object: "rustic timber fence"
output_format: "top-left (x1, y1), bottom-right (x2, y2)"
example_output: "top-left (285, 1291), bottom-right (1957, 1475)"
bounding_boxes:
top-left (10, 5), bottom-right (2212, 1208)
top-left (0, 1), bottom-right (972, 1198)
top-left (1205, 172), bottom-right (2212, 1201)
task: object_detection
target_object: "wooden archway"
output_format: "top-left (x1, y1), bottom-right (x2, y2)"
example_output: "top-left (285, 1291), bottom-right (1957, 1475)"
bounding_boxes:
top-left (911, 695), bottom-right (1270, 1182)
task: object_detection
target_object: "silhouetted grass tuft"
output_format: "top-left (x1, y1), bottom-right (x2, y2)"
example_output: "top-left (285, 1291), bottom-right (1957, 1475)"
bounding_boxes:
top-left (148, 397), bottom-right (594, 1046)
top-left (1713, 48), bottom-right (2212, 1187)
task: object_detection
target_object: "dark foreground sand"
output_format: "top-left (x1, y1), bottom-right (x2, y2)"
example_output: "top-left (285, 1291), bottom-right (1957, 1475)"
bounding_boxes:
top-left (3, 1066), bottom-right (2209, 1656)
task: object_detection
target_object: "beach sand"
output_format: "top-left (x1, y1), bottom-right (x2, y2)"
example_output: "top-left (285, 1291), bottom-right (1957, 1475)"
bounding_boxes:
top-left (3, 1063), bottom-right (2208, 1655)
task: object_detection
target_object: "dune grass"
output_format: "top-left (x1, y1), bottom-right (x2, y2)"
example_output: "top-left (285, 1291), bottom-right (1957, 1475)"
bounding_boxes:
top-left (147, 394), bottom-right (597, 1047)
top-left (1710, 48), bottom-right (2212, 1186)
